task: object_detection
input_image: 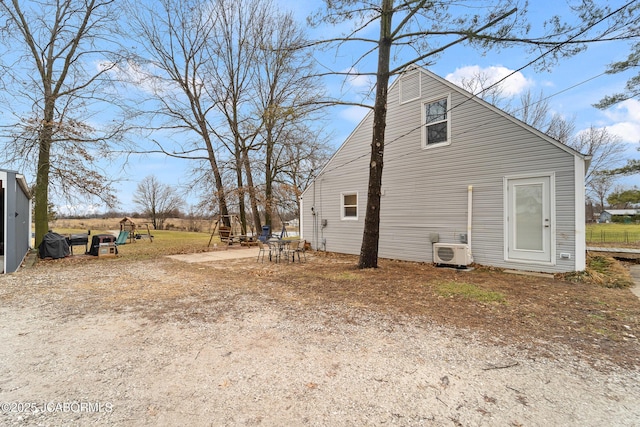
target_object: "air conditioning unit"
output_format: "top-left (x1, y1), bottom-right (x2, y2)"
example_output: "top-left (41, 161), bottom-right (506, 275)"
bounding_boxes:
top-left (433, 243), bottom-right (472, 267)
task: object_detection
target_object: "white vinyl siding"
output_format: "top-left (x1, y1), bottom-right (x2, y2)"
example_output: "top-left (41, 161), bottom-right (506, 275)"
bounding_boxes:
top-left (400, 70), bottom-right (421, 104)
top-left (300, 68), bottom-right (584, 273)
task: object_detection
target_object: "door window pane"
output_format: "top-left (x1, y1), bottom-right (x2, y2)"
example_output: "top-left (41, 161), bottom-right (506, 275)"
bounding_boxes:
top-left (515, 184), bottom-right (543, 251)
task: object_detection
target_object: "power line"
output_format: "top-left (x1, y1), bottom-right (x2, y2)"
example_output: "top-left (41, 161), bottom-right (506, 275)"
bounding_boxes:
top-left (455, 0), bottom-right (639, 112)
top-left (319, 68), bottom-right (611, 177)
top-left (316, 1), bottom-right (637, 177)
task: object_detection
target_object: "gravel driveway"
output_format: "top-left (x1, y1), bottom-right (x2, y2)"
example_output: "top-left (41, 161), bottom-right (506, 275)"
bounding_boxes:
top-left (0, 254), bottom-right (639, 426)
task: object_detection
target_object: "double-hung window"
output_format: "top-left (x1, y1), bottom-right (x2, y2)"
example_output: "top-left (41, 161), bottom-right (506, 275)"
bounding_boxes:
top-left (423, 94), bottom-right (451, 148)
top-left (341, 192), bottom-right (358, 220)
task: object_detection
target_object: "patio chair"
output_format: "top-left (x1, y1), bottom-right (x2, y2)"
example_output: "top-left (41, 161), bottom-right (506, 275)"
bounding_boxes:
top-left (280, 240), bottom-right (296, 263)
top-left (292, 239), bottom-right (307, 262)
top-left (267, 239), bottom-right (285, 263)
top-left (257, 240), bottom-right (270, 262)
top-left (258, 225), bottom-right (271, 243)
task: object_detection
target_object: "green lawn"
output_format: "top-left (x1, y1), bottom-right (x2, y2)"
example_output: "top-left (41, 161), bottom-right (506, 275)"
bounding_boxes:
top-left (586, 223), bottom-right (640, 245)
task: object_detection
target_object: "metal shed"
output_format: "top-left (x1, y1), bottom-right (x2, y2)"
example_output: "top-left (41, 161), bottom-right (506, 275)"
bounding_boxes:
top-left (1, 169), bottom-right (32, 273)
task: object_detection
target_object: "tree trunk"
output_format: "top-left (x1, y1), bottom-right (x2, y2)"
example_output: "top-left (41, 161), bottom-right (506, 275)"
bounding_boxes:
top-left (242, 149), bottom-right (262, 234)
top-left (201, 129), bottom-right (230, 227)
top-left (264, 126), bottom-right (274, 228)
top-left (358, 0), bottom-right (393, 269)
top-left (34, 106), bottom-right (54, 249)
top-left (234, 140), bottom-right (247, 235)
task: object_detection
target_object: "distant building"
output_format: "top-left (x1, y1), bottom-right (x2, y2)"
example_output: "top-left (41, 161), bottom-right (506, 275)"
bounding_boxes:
top-left (598, 209), bottom-right (640, 223)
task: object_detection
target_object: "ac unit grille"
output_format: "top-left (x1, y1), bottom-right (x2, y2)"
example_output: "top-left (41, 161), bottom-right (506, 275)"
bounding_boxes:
top-left (436, 246), bottom-right (455, 262)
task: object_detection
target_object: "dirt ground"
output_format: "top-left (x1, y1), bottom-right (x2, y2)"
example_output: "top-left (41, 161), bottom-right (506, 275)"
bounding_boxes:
top-left (1, 249), bottom-right (639, 426)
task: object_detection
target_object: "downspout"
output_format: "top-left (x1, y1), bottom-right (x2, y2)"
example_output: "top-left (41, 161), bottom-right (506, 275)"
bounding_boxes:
top-left (312, 180), bottom-right (318, 250)
top-left (468, 185), bottom-right (474, 262)
top-left (1, 172), bottom-right (5, 274)
top-left (319, 178), bottom-right (325, 251)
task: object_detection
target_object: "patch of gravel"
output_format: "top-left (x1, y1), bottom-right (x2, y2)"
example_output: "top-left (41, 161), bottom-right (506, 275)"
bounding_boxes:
top-left (0, 257), bottom-right (638, 426)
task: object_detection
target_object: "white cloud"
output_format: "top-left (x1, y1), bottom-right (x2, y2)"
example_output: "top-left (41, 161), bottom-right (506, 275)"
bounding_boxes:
top-left (102, 61), bottom-right (178, 96)
top-left (605, 99), bottom-right (640, 122)
top-left (602, 100), bottom-right (640, 143)
top-left (445, 65), bottom-right (532, 97)
top-left (57, 204), bottom-right (103, 216)
top-left (342, 67), bottom-right (374, 89)
top-left (341, 104), bottom-right (369, 123)
top-left (607, 122), bottom-right (640, 144)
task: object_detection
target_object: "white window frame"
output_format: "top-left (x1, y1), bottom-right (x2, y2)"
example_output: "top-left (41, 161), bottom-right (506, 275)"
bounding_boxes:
top-left (341, 192), bottom-right (358, 220)
top-left (422, 93), bottom-right (451, 149)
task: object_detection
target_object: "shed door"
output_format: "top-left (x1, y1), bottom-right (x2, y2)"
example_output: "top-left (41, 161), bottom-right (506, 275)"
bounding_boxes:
top-left (507, 176), bottom-right (552, 263)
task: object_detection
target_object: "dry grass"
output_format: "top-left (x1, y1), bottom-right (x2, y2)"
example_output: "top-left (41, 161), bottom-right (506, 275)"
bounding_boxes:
top-left (24, 220), bottom-right (640, 368)
top-left (561, 254), bottom-right (635, 289)
top-left (50, 217), bottom-right (215, 233)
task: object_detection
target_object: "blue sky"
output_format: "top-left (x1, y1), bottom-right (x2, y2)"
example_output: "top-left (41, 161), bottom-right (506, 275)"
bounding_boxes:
top-left (52, 1), bottom-right (640, 213)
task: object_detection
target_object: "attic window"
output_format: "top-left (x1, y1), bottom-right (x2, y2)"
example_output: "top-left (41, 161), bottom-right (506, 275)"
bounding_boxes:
top-left (423, 94), bottom-right (451, 148)
top-left (341, 192), bottom-right (358, 220)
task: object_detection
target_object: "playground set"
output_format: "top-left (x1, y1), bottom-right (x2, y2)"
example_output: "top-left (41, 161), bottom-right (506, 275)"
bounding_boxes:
top-left (116, 217), bottom-right (154, 244)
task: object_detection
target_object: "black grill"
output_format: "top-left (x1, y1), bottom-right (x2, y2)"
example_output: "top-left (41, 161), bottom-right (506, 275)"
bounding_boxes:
top-left (66, 233), bottom-right (89, 255)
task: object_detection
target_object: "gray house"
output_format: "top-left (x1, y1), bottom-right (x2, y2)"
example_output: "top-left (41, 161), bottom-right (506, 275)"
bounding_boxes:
top-left (1, 169), bottom-right (32, 273)
top-left (300, 67), bottom-right (589, 273)
top-left (598, 209), bottom-right (640, 223)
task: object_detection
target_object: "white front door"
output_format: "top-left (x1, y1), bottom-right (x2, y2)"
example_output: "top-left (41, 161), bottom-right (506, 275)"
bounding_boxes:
top-left (506, 176), bottom-right (552, 263)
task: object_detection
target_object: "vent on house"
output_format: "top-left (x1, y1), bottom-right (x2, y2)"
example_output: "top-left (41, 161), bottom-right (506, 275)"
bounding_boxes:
top-left (400, 70), bottom-right (420, 103)
top-left (433, 243), bottom-right (472, 267)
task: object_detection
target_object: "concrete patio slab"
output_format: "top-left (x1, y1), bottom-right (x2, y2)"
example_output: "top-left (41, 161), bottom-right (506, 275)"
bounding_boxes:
top-left (167, 247), bottom-right (260, 263)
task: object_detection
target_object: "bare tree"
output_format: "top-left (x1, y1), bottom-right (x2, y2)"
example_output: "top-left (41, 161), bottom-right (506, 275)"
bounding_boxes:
top-left (456, 68), bottom-right (511, 109)
top-left (134, 175), bottom-right (184, 230)
top-left (205, 0), bottom-right (266, 235)
top-left (252, 10), bottom-right (327, 229)
top-left (590, 174), bottom-right (617, 212)
top-left (567, 126), bottom-right (625, 197)
top-left (125, 0), bottom-right (329, 235)
top-left (545, 113), bottom-right (576, 145)
top-left (124, 0), bottom-right (232, 226)
top-left (517, 89), bottom-right (555, 132)
top-left (0, 0), bottom-right (126, 247)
